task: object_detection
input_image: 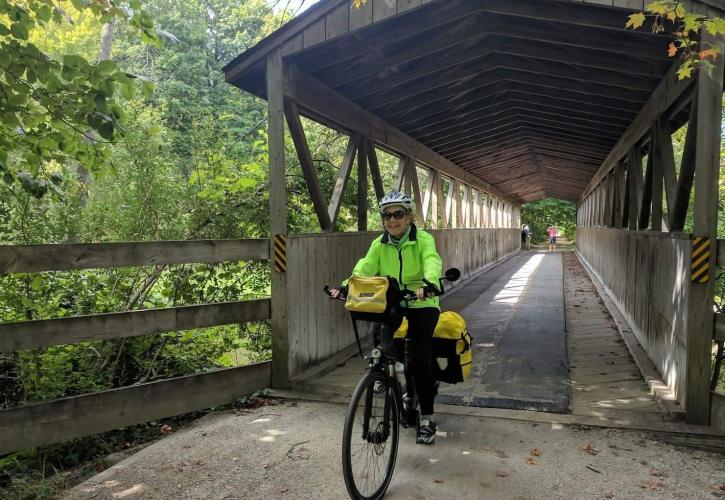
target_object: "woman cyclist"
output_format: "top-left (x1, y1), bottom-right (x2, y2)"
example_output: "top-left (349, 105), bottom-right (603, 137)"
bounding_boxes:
top-left (329, 191), bottom-right (442, 445)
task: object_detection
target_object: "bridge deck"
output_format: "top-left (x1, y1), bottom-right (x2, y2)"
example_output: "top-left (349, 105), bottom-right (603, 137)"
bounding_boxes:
top-left (296, 251), bottom-right (675, 424)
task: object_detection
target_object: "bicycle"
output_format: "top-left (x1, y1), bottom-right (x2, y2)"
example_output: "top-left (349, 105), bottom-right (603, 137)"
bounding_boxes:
top-left (325, 268), bottom-right (461, 500)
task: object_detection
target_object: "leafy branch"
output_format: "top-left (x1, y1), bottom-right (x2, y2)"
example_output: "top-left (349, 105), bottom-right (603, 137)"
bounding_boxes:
top-left (626, 1), bottom-right (725, 79)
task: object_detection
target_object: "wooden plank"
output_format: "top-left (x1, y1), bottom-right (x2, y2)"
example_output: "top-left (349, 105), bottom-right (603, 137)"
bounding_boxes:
top-left (302, 18), bottom-right (326, 48)
top-left (438, 173), bottom-right (447, 228)
top-left (581, 61), bottom-right (695, 201)
top-left (0, 239), bottom-right (269, 275)
top-left (283, 65), bottom-right (512, 202)
top-left (349, 0), bottom-right (373, 30)
top-left (267, 49), bottom-right (289, 389)
top-left (281, 33), bottom-right (303, 57)
top-left (325, 3), bottom-right (349, 39)
top-left (373, 0), bottom-right (396, 21)
top-left (685, 33), bottom-right (724, 425)
top-left (397, 0), bottom-right (421, 12)
top-left (328, 135), bottom-right (359, 227)
top-left (285, 99), bottom-right (334, 232)
top-left (0, 300), bottom-right (271, 352)
top-left (0, 362), bottom-right (271, 454)
top-left (367, 142), bottom-right (385, 202)
top-left (358, 137), bottom-right (368, 231)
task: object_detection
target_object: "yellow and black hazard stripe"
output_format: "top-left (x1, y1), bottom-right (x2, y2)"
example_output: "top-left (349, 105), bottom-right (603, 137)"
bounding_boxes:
top-left (691, 236), bottom-right (711, 283)
top-left (273, 234), bottom-right (287, 273)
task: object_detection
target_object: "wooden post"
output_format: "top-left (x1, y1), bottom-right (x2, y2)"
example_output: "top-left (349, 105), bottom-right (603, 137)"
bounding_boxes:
top-left (358, 137), bottom-right (368, 231)
top-left (438, 174), bottom-right (448, 228)
top-left (431, 170), bottom-right (441, 228)
top-left (669, 95), bottom-right (699, 231)
top-left (267, 49), bottom-right (289, 388)
top-left (685, 33), bottom-right (724, 425)
top-left (651, 127), bottom-right (664, 232)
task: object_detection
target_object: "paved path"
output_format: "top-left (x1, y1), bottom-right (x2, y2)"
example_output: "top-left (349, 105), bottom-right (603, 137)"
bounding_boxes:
top-left (68, 400), bottom-right (725, 500)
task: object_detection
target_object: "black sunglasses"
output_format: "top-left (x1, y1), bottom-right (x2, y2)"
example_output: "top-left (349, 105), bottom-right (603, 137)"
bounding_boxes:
top-left (382, 210), bottom-right (407, 221)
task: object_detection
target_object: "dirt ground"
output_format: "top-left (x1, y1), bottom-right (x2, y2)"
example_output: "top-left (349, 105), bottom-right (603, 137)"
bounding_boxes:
top-left (68, 399), bottom-right (725, 500)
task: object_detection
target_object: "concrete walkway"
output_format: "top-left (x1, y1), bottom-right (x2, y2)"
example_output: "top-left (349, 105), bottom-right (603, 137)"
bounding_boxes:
top-left (69, 400), bottom-right (725, 500)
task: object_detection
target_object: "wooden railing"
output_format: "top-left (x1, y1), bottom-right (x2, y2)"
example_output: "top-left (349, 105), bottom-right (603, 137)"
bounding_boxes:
top-left (0, 239), bottom-right (271, 454)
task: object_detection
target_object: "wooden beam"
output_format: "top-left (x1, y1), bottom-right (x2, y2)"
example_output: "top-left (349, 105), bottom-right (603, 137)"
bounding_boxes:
top-left (367, 141), bottom-right (385, 202)
top-left (267, 49), bottom-right (289, 389)
top-left (0, 240), bottom-right (269, 275)
top-left (685, 33), bottom-right (724, 425)
top-left (627, 146), bottom-right (644, 231)
top-left (406, 159), bottom-right (425, 226)
top-left (328, 135), bottom-right (359, 227)
top-left (0, 300), bottom-right (271, 352)
top-left (422, 170), bottom-right (434, 225)
top-left (0, 362), bottom-right (271, 454)
top-left (394, 156), bottom-right (406, 192)
top-left (358, 137), bottom-right (368, 231)
top-left (655, 115), bottom-right (678, 215)
top-left (651, 126), bottom-right (664, 231)
top-left (435, 171), bottom-right (446, 228)
top-left (581, 61), bottom-right (695, 201)
top-left (638, 137), bottom-right (655, 230)
top-left (669, 95), bottom-right (698, 231)
top-left (285, 99), bottom-right (334, 232)
top-left (283, 65), bottom-right (512, 202)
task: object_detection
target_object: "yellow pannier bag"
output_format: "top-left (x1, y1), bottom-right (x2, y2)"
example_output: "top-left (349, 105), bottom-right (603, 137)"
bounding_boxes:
top-left (393, 311), bottom-right (472, 384)
top-left (344, 276), bottom-right (390, 314)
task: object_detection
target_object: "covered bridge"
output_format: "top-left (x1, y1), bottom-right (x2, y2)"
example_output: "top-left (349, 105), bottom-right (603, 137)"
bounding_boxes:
top-left (1, 0), bottom-right (724, 455)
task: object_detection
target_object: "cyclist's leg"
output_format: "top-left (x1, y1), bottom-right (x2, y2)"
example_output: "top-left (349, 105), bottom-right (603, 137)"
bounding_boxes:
top-left (405, 308), bottom-right (439, 413)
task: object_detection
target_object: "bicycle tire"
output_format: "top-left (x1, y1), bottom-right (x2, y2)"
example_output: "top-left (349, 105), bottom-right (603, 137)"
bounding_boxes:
top-left (342, 369), bottom-right (400, 500)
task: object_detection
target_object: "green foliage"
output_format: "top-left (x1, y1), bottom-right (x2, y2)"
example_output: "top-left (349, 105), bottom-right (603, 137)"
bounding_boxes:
top-left (0, 0), bottom-right (166, 199)
top-left (520, 198), bottom-right (577, 244)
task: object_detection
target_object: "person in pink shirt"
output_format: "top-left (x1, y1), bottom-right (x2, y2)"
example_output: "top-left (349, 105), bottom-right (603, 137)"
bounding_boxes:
top-left (546, 224), bottom-right (558, 251)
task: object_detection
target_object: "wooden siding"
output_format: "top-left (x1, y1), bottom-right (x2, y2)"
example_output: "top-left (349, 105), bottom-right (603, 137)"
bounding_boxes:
top-left (285, 228), bottom-right (520, 376)
top-left (577, 227), bottom-right (690, 404)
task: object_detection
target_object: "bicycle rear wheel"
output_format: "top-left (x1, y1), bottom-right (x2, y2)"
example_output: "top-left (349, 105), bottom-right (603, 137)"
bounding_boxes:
top-left (342, 369), bottom-right (400, 500)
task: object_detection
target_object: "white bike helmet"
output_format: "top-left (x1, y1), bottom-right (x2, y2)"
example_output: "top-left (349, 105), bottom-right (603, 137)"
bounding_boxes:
top-left (378, 191), bottom-right (414, 213)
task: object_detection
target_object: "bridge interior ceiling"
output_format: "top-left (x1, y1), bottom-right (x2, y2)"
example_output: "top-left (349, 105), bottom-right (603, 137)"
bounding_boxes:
top-left (230, 0), bottom-right (683, 203)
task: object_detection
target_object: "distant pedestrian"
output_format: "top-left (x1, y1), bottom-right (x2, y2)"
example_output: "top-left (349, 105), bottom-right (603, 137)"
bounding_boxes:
top-left (546, 224), bottom-right (558, 251)
top-left (521, 224), bottom-right (532, 250)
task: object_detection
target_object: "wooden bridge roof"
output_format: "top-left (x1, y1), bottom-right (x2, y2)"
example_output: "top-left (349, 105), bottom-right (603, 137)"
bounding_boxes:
top-left (223, 0), bottom-right (724, 202)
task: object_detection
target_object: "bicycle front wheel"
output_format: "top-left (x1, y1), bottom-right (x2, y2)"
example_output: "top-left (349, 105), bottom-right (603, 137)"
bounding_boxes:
top-left (342, 369), bottom-right (400, 500)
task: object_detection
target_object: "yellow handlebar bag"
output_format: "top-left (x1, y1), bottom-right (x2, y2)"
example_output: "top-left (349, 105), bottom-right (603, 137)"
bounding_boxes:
top-left (344, 276), bottom-right (391, 314)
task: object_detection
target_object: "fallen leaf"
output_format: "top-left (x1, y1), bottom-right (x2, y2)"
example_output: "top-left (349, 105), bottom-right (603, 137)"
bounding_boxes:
top-left (604, 492), bottom-right (614, 499)
top-left (649, 468), bottom-right (667, 477)
top-left (160, 424), bottom-right (173, 434)
top-left (433, 479), bottom-right (443, 484)
top-left (711, 483), bottom-right (725, 491)
top-left (668, 42), bottom-right (677, 57)
top-left (529, 448), bottom-right (542, 457)
top-left (526, 458), bottom-right (537, 465)
top-left (495, 470), bottom-right (509, 477)
top-left (280, 486), bottom-right (289, 493)
top-left (647, 480), bottom-right (664, 491)
top-left (581, 443), bottom-right (599, 455)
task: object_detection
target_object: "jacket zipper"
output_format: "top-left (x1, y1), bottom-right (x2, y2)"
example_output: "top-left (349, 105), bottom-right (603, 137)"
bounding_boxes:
top-left (397, 246), bottom-right (404, 288)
